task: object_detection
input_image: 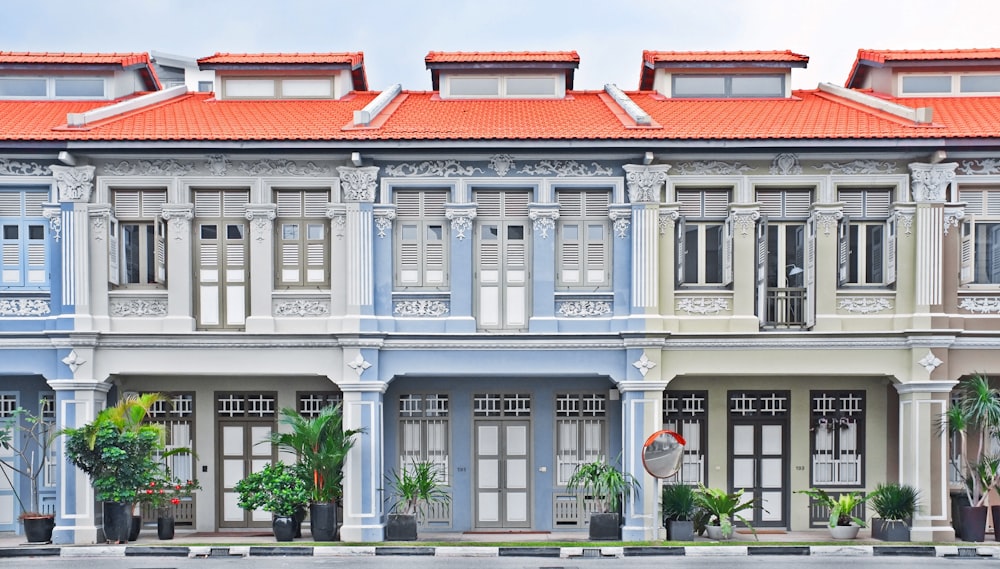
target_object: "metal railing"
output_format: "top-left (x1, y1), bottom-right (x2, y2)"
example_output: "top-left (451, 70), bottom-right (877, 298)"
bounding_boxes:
top-left (764, 287), bottom-right (806, 328)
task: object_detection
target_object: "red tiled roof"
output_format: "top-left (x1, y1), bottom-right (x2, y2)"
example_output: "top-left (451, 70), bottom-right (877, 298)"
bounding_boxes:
top-left (855, 48), bottom-right (1000, 64)
top-left (0, 51), bottom-right (151, 67)
top-left (197, 52), bottom-right (364, 66)
top-left (846, 48), bottom-right (1000, 87)
top-left (643, 50), bottom-right (809, 65)
top-left (425, 51), bottom-right (580, 64)
top-left (2, 88), bottom-right (1000, 143)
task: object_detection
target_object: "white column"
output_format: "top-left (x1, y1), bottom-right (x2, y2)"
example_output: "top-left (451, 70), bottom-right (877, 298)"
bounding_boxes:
top-left (623, 164), bottom-right (671, 314)
top-left (49, 165), bottom-right (96, 329)
top-left (895, 381), bottom-right (956, 542)
top-left (336, 167), bottom-right (379, 326)
top-left (244, 204), bottom-right (276, 333)
top-left (908, 162), bottom-right (957, 308)
top-left (160, 204), bottom-right (195, 331)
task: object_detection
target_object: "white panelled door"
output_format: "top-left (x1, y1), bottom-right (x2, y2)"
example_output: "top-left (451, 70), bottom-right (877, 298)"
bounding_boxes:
top-left (729, 391), bottom-right (789, 528)
top-left (194, 190), bottom-right (249, 330)
top-left (219, 421), bottom-right (274, 528)
top-left (475, 420), bottom-right (531, 528)
top-left (475, 191), bottom-right (530, 331)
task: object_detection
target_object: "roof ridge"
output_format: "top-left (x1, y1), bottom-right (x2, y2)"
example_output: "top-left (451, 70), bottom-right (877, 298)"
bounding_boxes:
top-left (816, 83), bottom-right (935, 126)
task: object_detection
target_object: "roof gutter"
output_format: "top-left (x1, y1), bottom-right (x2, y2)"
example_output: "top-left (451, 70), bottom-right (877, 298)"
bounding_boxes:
top-left (818, 82), bottom-right (933, 124)
top-left (66, 85), bottom-right (188, 128)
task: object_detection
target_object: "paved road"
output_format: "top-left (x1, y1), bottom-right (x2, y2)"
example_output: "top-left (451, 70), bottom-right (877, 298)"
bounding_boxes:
top-left (0, 556), bottom-right (989, 568)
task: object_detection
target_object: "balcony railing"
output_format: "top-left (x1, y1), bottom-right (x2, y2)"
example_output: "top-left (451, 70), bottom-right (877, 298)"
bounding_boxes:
top-left (764, 287), bottom-right (806, 328)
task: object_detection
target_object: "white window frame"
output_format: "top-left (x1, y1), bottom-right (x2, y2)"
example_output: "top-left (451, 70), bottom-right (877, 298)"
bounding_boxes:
top-left (837, 188), bottom-right (893, 288)
top-left (675, 188), bottom-right (731, 287)
top-left (555, 393), bottom-right (607, 486)
top-left (898, 72), bottom-right (1000, 97)
top-left (810, 391), bottom-right (865, 487)
top-left (110, 189), bottom-right (167, 289)
top-left (222, 76), bottom-right (336, 99)
top-left (671, 73), bottom-right (785, 98)
top-left (0, 189), bottom-right (49, 290)
top-left (274, 188), bottom-right (331, 288)
top-left (959, 185), bottom-right (1000, 286)
top-left (662, 391), bottom-right (707, 486)
top-left (556, 190), bottom-right (611, 289)
top-left (394, 189), bottom-right (449, 289)
top-left (0, 75), bottom-right (108, 100)
top-left (398, 394), bottom-right (450, 486)
top-left (442, 73), bottom-right (563, 99)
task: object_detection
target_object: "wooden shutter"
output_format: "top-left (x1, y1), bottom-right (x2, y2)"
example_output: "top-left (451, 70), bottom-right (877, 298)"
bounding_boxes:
top-left (722, 216), bottom-right (733, 287)
top-left (885, 214), bottom-right (897, 287)
top-left (155, 217), bottom-right (166, 285)
top-left (805, 218), bottom-right (816, 328)
top-left (108, 216), bottom-right (120, 285)
top-left (674, 217), bottom-right (686, 287)
top-left (756, 217), bottom-right (768, 325)
top-left (837, 216), bottom-right (849, 287)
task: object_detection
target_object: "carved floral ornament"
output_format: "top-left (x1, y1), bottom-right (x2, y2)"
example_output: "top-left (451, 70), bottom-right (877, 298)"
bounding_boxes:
top-left (274, 300), bottom-right (330, 317)
top-left (110, 298), bottom-right (167, 317)
top-left (623, 164), bottom-right (670, 203)
top-left (50, 165), bottom-right (95, 202)
top-left (958, 159), bottom-right (1000, 175)
top-left (658, 209), bottom-right (680, 235)
top-left (336, 166), bottom-right (379, 202)
top-left (732, 209), bottom-right (760, 236)
top-left (384, 158), bottom-right (612, 178)
top-left (838, 297), bottom-right (892, 314)
top-left (0, 298), bottom-right (51, 316)
top-left (770, 154), bottom-right (802, 175)
top-left (245, 207), bottom-right (276, 241)
top-left (374, 209), bottom-right (396, 238)
top-left (42, 207), bottom-right (62, 242)
top-left (908, 162), bottom-right (957, 203)
top-left (161, 206), bottom-right (194, 240)
top-left (557, 300), bottom-right (611, 317)
top-left (811, 209), bottom-right (843, 236)
top-left (529, 208), bottom-right (560, 239)
top-left (609, 209), bottom-right (631, 239)
top-left (394, 299), bottom-right (449, 317)
top-left (676, 297), bottom-right (729, 315)
top-left (0, 158), bottom-right (50, 176)
top-left (445, 208), bottom-right (476, 240)
top-left (959, 297), bottom-right (1000, 314)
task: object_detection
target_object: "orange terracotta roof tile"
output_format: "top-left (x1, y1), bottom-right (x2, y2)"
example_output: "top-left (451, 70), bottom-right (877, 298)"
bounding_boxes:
top-left (856, 48), bottom-right (1000, 63)
top-left (0, 51), bottom-right (151, 67)
top-left (425, 51), bottom-right (580, 64)
top-left (643, 50), bottom-right (809, 65)
top-left (2, 88), bottom-right (1000, 143)
top-left (197, 52), bottom-right (364, 66)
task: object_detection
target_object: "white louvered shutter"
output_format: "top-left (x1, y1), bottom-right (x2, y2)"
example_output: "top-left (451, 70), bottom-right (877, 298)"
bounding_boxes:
top-left (108, 216), bottom-right (120, 285)
top-left (805, 218), bottom-right (816, 328)
top-left (756, 217), bottom-right (768, 326)
top-left (674, 216), bottom-right (686, 287)
top-left (885, 214), bottom-right (897, 287)
top-left (837, 216), bottom-right (849, 287)
top-left (155, 217), bottom-right (166, 285)
top-left (722, 216), bottom-right (733, 287)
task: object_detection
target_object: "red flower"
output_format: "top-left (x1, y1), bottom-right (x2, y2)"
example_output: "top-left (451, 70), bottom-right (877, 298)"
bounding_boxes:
top-left (146, 489), bottom-right (153, 494)
top-left (171, 498), bottom-right (180, 505)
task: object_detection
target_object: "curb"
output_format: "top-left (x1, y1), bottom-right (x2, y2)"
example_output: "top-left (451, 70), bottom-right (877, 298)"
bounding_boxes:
top-left (1, 544), bottom-right (995, 558)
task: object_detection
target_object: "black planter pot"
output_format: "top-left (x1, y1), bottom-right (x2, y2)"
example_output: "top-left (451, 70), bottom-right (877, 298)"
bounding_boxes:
top-left (21, 516), bottom-right (55, 544)
top-left (103, 502), bottom-right (132, 544)
top-left (385, 513), bottom-right (418, 541)
top-left (871, 518), bottom-right (910, 541)
top-left (588, 512), bottom-right (621, 541)
top-left (128, 514), bottom-right (142, 541)
top-left (157, 516), bottom-right (175, 540)
top-left (961, 505), bottom-right (988, 542)
top-left (309, 502), bottom-right (338, 542)
top-left (992, 506), bottom-right (1000, 542)
top-left (951, 491), bottom-right (970, 539)
top-left (667, 519), bottom-right (695, 541)
top-left (273, 516), bottom-right (296, 542)
top-left (293, 506), bottom-right (307, 538)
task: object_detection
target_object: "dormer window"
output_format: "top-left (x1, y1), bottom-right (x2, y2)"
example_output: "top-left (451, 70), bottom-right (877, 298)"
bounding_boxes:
top-left (197, 52), bottom-right (367, 100)
top-left (0, 76), bottom-right (106, 99)
top-left (672, 74), bottom-right (785, 98)
top-left (444, 74), bottom-right (561, 99)
top-left (426, 51), bottom-right (579, 100)
top-left (222, 77), bottom-right (335, 99)
top-left (899, 73), bottom-right (1000, 96)
top-left (640, 50), bottom-right (808, 99)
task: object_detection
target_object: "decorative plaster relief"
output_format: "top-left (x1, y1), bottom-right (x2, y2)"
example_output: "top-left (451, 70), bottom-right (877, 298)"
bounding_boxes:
top-left (42, 207), bottom-right (62, 242)
top-left (529, 208), bottom-right (560, 239)
top-left (811, 210), bottom-right (843, 236)
top-left (909, 162), bottom-right (957, 202)
top-left (676, 297), bottom-right (730, 315)
top-left (274, 299), bottom-right (330, 317)
top-left (110, 298), bottom-right (168, 317)
top-left (394, 299), bottom-right (450, 317)
top-left (245, 207), bottom-right (276, 241)
top-left (623, 164), bottom-right (671, 203)
top-left (557, 300), bottom-right (612, 317)
top-left (90, 214), bottom-right (107, 241)
top-left (918, 351), bottom-right (943, 373)
top-left (374, 209), bottom-right (396, 238)
top-left (348, 354), bottom-right (372, 376)
top-left (0, 297), bottom-right (51, 316)
top-left (672, 161), bottom-right (751, 176)
top-left (958, 159), bottom-right (1000, 175)
top-left (104, 159), bottom-right (195, 176)
top-left (838, 297), bottom-right (892, 314)
top-left (235, 159), bottom-right (328, 176)
top-left (815, 160), bottom-right (897, 175)
top-left (895, 209), bottom-right (914, 236)
top-left (206, 154), bottom-right (232, 176)
top-left (337, 166), bottom-right (380, 202)
top-left (632, 354), bottom-right (656, 377)
top-left (61, 350), bottom-right (85, 373)
top-left (770, 154), bottom-right (802, 175)
top-left (446, 208), bottom-right (476, 240)
top-left (518, 160), bottom-right (613, 177)
top-left (489, 154), bottom-right (516, 176)
top-left (50, 165), bottom-right (95, 202)
top-left (658, 209), bottom-right (679, 235)
top-left (385, 160), bottom-right (482, 177)
top-left (732, 209), bottom-right (760, 236)
top-left (0, 158), bottom-right (50, 176)
top-left (161, 206), bottom-right (194, 240)
top-left (609, 209), bottom-right (631, 239)
top-left (959, 297), bottom-right (1000, 314)
top-left (943, 206), bottom-right (965, 236)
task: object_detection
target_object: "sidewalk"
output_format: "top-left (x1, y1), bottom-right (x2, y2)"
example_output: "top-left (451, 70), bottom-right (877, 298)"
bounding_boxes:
top-left (2, 527), bottom-right (999, 559)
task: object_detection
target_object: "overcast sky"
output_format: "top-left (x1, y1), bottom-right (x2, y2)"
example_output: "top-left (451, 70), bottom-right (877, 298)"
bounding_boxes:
top-left (3, 0), bottom-right (998, 91)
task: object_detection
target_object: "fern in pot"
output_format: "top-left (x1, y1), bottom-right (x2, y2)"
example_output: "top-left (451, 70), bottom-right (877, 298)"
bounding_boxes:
top-left (566, 455), bottom-right (640, 541)
top-left (661, 483), bottom-right (696, 541)
top-left (869, 482), bottom-right (919, 541)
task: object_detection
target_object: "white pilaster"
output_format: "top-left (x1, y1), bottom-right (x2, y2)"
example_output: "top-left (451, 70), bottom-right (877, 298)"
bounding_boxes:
top-left (244, 203), bottom-right (276, 332)
top-left (160, 204), bottom-right (195, 331)
top-left (908, 162), bottom-right (957, 308)
top-left (337, 373), bottom-right (386, 542)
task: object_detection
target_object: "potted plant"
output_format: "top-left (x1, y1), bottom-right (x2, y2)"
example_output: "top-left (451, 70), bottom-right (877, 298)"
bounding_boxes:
top-left (566, 455), bottom-right (640, 540)
top-left (138, 471), bottom-right (201, 540)
top-left (61, 393), bottom-right (168, 543)
top-left (384, 460), bottom-right (450, 541)
top-left (661, 483), bottom-right (697, 541)
top-left (265, 404), bottom-right (362, 541)
top-left (869, 482), bottom-right (919, 541)
top-left (0, 406), bottom-right (56, 543)
top-left (235, 461), bottom-right (309, 541)
top-left (797, 488), bottom-right (868, 539)
top-left (693, 485), bottom-right (759, 540)
top-left (940, 373), bottom-right (1000, 542)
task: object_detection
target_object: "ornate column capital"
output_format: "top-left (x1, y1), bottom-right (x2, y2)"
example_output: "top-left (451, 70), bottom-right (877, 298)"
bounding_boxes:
top-left (49, 165), bottom-right (96, 203)
top-left (623, 164), bottom-right (671, 203)
top-left (445, 204), bottom-right (477, 240)
top-left (42, 202), bottom-right (62, 241)
top-left (161, 203), bottom-right (194, 240)
top-left (658, 205), bottom-right (680, 235)
top-left (244, 204), bottom-right (277, 242)
top-left (88, 203), bottom-right (112, 242)
top-left (529, 204), bottom-right (560, 239)
top-left (810, 205), bottom-right (844, 236)
top-left (909, 162), bottom-right (957, 203)
top-left (336, 165), bottom-right (380, 203)
top-left (730, 205), bottom-right (761, 236)
top-left (373, 205), bottom-right (396, 238)
top-left (608, 205), bottom-right (632, 239)
top-left (943, 204), bottom-right (965, 236)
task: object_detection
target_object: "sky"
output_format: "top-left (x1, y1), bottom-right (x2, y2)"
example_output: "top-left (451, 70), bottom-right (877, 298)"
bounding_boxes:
top-left (3, 0), bottom-right (999, 92)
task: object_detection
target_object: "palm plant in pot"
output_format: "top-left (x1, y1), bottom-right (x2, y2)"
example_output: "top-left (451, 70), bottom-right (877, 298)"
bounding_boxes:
top-left (869, 482), bottom-right (919, 541)
top-left (693, 485), bottom-right (760, 540)
top-left (265, 405), bottom-right (362, 541)
top-left (384, 459), bottom-right (449, 541)
top-left (0, 406), bottom-right (56, 543)
top-left (61, 393), bottom-right (168, 543)
top-left (566, 454), bottom-right (640, 541)
top-left (797, 488), bottom-right (868, 539)
top-left (661, 483), bottom-right (697, 541)
top-left (940, 373), bottom-right (1000, 542)
top-left (235, 461), bottom-right (310, 541)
